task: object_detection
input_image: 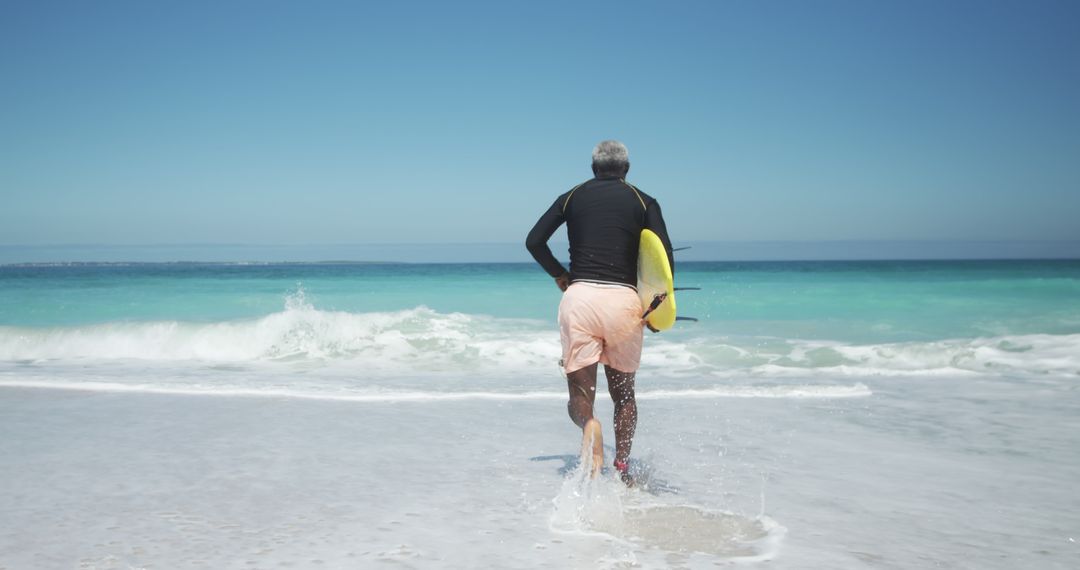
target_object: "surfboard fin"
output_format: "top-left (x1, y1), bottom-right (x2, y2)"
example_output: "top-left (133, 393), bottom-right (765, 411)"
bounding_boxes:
top-left (672, 246), bottom-right (692, 252)
top-left (675, 316), bottom-right (699, 322)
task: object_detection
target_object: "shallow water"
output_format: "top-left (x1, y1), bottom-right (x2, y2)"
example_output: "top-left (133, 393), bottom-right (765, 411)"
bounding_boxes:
top-left (1, 377), bottom-right (1076, 569)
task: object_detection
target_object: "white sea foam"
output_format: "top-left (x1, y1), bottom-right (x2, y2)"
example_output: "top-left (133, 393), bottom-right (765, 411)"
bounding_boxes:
top-left (1, 294), bottom-right (1077, 378)
top-left (550, 461), bottom-right (786, 563)
top-left (675, 333), bottom-right (1080, 378)
top-left (0, 300), bottom-right (559, 373)
top-left (643, 383), bottom-right (871, 399)
top-left (0, 379), bottom-right (872, 402)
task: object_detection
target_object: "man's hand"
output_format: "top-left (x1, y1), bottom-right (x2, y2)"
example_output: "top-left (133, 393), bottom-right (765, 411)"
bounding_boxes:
top-left (555, 272), bottom-right (571, 292)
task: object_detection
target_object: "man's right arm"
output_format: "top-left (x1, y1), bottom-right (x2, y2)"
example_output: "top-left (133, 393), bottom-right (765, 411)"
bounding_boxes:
top-left (526, 196), bottom-right (569, 281)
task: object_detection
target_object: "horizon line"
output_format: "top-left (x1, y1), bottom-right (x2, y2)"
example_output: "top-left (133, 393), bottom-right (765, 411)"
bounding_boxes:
top-left (4, 257), bottom-right (1080, 268)
top-left (3, 238), bottom-right (1079, 248)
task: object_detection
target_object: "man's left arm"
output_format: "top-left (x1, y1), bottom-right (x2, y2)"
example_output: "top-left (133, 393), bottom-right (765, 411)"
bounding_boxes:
top-left (526, 197), bottom-right (570, 289)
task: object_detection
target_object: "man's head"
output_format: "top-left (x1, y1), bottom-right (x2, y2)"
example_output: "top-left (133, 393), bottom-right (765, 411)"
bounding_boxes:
top-left (592, 140), bottom-right (630, 178)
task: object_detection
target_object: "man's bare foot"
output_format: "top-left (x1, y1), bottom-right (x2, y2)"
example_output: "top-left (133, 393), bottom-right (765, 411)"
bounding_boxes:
top-left (581, 418), bottom-right (604, 478)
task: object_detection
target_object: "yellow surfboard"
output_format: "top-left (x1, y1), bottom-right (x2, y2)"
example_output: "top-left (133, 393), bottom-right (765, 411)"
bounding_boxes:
top-left (637, 229), bottom-right (676, 331)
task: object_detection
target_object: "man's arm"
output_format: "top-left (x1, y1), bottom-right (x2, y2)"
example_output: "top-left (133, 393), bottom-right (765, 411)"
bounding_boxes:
top-left (645, 199), bottom-right (675, 276)
top-left (526, 197), bottom-right (570, 287)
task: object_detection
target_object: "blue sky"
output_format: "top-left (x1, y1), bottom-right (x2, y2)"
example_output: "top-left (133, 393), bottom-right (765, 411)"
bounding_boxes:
top-left (2, 0), bottom-right (1078, 257)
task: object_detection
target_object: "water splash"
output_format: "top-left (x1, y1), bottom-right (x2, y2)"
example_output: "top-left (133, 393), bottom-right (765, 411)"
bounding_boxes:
top-left (549, 461), bottom-right (625, 537)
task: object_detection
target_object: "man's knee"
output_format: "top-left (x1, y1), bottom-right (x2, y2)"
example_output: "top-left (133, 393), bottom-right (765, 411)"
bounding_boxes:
top-left (569, 382), bottom-right (592, 399)
top-left (567, 365), bottom-right (598, 393)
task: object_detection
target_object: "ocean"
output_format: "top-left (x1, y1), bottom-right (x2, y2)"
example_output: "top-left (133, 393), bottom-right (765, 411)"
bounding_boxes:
top-left (2, 260), bottom-right (1078, 568)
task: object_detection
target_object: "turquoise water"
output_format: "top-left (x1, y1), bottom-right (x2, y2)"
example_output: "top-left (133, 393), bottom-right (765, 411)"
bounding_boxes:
top-left (683, 260), bottom-right (1080, 341)
top-left (3, 260), bottom-right (1079, 340)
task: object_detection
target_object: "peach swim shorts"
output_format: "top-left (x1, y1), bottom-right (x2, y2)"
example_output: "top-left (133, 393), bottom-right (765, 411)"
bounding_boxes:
top-left (558, 281), bottom-right (644, 374)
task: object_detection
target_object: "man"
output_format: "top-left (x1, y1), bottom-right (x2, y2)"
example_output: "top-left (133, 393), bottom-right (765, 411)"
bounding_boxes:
top-left (526, 140), bottom-right (674, 485)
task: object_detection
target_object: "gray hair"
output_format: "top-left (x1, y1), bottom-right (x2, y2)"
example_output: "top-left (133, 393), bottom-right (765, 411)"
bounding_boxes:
top-left (592, 140), bottom-right (629, 173)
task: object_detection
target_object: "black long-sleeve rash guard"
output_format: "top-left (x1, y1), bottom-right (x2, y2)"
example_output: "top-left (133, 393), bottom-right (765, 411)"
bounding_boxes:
top-left (526, 177), bottom-right (674, 288)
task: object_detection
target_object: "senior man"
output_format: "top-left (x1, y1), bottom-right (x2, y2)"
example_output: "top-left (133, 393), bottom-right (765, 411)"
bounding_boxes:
top-left (526, 140), bottom-right (674, 485)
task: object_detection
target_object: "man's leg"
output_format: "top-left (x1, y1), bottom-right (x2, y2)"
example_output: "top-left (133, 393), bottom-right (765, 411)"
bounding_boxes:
top-left (566, 363), bottom-right (598, 427)
top-left (605, 365), bottom-right (637, 484)
top-left (567, 364), bottom-right (603, 476)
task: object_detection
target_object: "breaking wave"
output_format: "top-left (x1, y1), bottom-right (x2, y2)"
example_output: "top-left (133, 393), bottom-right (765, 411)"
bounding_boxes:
top-left (678, 334), bottom-right (1080, 378)
top-left (0, 291), bottom-right (558, 374)
top-left (1, 291), bottom-right (1077, 378)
